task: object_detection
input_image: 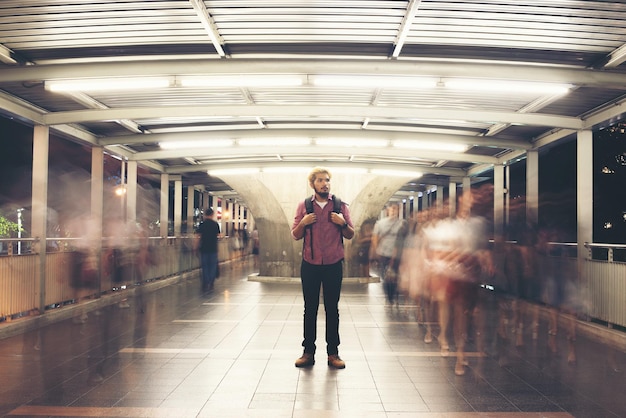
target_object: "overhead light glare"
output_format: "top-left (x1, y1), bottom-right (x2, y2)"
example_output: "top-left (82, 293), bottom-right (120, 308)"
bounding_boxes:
top-left (311, 75), bottom-right (438, 89)
top-left (159, 140), bottom-right (233, 149)
top-left (261, 166), bottom-right (310, 174)
top-left (316, 138), bottom-right (388, 148)
top-left (179, 75), bottom-right (304, 88)
top-left (444, 79), bottom-right (572, 95)
top-left (371, 169), bottom-right (422, 178)
top-left (393, 140), bottom-right (468, 153)
top-left (45, 77), bottom-right (171, 92)
top-left (208, 168), bottom-right (260, 176)
top-left (331, 167), bottom-right (369, 175)
top-left (239, 138), bottom-right (311, 147)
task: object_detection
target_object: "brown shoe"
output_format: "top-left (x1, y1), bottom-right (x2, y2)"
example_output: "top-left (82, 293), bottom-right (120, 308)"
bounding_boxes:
top-left (295, 352), bottom-right (315, 368)
top-left (327, 354), bottom-right (345, 369)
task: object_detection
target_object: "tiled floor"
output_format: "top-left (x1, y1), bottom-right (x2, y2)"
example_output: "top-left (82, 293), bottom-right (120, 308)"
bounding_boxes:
top-left (0, 259), bottom-right (625, 418)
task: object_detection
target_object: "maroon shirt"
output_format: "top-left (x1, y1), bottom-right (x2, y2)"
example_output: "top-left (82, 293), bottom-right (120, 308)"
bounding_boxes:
top-left (292, 195), bottom-right (353, 265)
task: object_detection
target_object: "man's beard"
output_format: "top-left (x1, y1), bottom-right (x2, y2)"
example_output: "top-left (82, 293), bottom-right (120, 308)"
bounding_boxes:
top-left (317, 191), bottom-right (329, 199)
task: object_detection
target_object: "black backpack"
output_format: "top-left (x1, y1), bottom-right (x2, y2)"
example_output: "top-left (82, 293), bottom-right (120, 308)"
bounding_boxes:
top-left (303, 195), bottom-right (344, 259)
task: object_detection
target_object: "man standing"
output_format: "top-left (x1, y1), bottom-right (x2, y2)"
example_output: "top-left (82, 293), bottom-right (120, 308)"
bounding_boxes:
top-left (196, 208), bottom-right (220, 293)
top-left (291, 167), bottom-right (354, 369)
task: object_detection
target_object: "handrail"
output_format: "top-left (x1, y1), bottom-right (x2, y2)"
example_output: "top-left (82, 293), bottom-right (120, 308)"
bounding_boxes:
top-left (585, 242), bottom-right (626, 249)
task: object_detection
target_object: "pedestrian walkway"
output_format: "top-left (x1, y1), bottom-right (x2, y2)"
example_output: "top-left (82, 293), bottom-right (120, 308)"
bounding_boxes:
top-left (0, 259), bottom-right (624, 418)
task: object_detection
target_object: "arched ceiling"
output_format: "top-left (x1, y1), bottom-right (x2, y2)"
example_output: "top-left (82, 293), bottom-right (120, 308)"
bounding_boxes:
top-left (1, 0), bottom-right (626, 201)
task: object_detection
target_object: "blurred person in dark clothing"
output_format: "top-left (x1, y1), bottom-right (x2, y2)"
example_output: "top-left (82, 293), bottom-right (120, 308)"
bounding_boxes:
top-left (196, 208), bottom-right (220, 293)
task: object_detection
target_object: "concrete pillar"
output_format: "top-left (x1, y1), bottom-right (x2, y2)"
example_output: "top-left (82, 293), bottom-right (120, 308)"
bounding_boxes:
top-left (449, 181), bottom-right (457, 217)
top-left (436, 185), bottom-right (443, 208)
top-left (217, 195), bottom-right (225, 235)
top-left (493, 164), bottom-right (505, 242)
top-left (577, 130), bottom-right (593, 260)
top-left (120, 159), bottom-right (126, 220)
top-left (31, 125), bottom-right (49, 313)
top-left (187, 185), bottom-right (195, 234)
top-left (126, 160), bottom-right (137, 224)
top-left (505, 164), bottom-right (510, 227)
top-left (160, 174), bottom-right (169, 238)
top-left (173, 177), bottom-right (182, 236)
top-left (526, 150), bottom-right (539, 225)
top-left (91, 147), bottom-right (104, 294)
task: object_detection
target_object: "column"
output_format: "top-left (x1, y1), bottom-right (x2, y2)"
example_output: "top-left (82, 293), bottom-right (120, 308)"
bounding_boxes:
top-left (577, 130), bottom-right (593, 260)
top-left (160, 174), bottom-right (169, 238)
top-left (126, 160), bottom-right (137, 224)
top-left (505, 164), bottom-right (510, 227)
top-left (526, 150), bottom-right (539, 225)
top-left (436, 185), bottom-right (443, 208)
top-left (187, 185), bottom-right (195, 233)
top-left (31, 125), bottom-right (49, 313)
top-left (449, 180), bottom-right (457, 217)
top-left (91, 147), bottom-right (104, 294)
top-left (173, 177), bottom-right (182, 236)
top-left (493, 165), bottom-right (505, 241)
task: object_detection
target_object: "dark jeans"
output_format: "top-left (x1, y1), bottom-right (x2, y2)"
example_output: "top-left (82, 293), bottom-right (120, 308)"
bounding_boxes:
top-left (200, 252), bottom-right (218, 290)
top-left (300, 260), bottom-right (343, 356)
top-left (379, 256), bottom-right (398, 303)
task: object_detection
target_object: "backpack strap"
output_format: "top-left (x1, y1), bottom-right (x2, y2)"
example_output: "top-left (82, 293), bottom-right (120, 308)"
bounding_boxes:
top-left (305, 197), bottom-right (314, 214)
top-left (333, 196), bottom-right (342, 213)
top-left (304, 196), bottom-right (315, 258)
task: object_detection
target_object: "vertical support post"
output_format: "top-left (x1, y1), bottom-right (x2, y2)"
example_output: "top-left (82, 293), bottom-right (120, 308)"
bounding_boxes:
top-left (174, 178), bottom-right (182, 236)
top-left (577, 130), bottom-right (593, 261)
top-left (493, 164), bottom-right (505, 242)
top-left (449, 181), bottom-right (457, 217)
top-left (91, 146), bottom-right (104, 296)
top-left (526, 150), bottom-right (539, 226)
top-left (160, 174), bottom-right (169, 238)
top-left (505, 164), bottom-right (510, 227)
top-left (31, 125), bottom-right (49, 314)
top-left (187, 186), bottom-right (195, 233)
top-left (126, 161), bottom-right (137, 225)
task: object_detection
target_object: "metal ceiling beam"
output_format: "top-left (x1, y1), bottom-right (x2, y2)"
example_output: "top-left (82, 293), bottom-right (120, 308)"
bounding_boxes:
top-left (43, 105), bottom-right (583, 129)
top-left (3, 59), bottom-right (626, 88)
top-left (129, 145), bottom-right (498, 165)
top-left (165, 160), bottom-right (465, 178)
top-left (98, 128), bottom-right (530, 150)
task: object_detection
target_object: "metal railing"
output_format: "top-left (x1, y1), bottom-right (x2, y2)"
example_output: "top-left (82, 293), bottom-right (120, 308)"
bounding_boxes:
top-left (0, 235), bottom-right (242, 323)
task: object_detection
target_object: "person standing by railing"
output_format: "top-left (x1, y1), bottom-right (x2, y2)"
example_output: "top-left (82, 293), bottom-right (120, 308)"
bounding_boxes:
top-left (196, 208), bottom-right (220, 293)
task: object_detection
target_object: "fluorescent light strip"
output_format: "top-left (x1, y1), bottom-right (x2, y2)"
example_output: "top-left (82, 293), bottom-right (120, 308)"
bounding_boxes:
top-left (261, 166), bottom-right (310, 174)
top-left (205, 167), bottom-right (419, 178)
top-left (180, 75), bottom-right (304, 88)
top-left (393, 140), bottom-right (468, 153)
top-left (443, 79), bottom-right (571, 95)
top-left (208, 168), bottom-right (260, 176)
top-left (311, 75), bottom-right (438, 89)
top-left (238, 138), bottom-right (311, 147)
top-left (316, 138), bottom-right (388, 148)
top-left (159, 140), bottom-right (233, 149)
top-left (46, 77), bottom-right (171, 92)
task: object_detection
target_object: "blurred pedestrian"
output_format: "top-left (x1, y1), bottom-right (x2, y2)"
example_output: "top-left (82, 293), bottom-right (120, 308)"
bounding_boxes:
top-left (196, 208), bottom-right (220, 293)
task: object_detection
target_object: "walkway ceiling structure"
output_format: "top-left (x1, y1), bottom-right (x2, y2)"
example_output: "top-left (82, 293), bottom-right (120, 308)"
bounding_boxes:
top-left (1, 1), bottom-right (626, 202)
